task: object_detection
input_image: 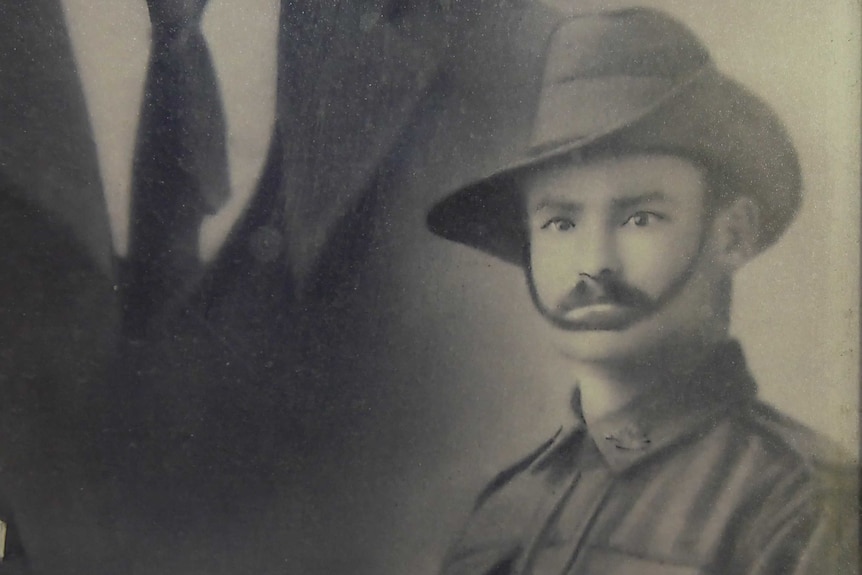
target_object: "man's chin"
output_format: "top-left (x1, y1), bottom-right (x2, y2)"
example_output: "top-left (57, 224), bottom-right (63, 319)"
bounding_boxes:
top-left (549, 328), bottom-right (664, 366)
top-left (549, 323), bottom-right (718, 370)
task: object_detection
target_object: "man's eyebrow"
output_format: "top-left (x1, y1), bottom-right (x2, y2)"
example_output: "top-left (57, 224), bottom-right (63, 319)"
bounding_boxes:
top-left (532, 199), bottom-right (583, 213)
top-left (612, 190), bottom-right (673, 210)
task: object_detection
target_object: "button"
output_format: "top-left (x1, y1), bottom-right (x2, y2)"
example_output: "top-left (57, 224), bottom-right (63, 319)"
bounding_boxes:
top-left (248, 225), bottom-right (283, 264)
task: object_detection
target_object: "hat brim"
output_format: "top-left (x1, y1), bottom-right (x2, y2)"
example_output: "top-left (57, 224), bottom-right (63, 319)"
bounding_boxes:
top-left (427, 66), bottom-right (801, 265)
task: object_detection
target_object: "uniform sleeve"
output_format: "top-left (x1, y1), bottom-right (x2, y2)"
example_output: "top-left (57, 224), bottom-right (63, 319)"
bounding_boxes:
top-left (734, 464), bottom-right (858, 575)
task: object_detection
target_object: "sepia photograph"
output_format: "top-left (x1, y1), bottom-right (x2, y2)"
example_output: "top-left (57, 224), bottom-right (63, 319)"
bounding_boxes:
top-left (0, 1), bottom-right (858, 574)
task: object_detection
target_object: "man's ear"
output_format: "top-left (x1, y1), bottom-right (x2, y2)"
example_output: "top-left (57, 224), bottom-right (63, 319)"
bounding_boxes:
top-left (711, 196), bottom-right (760, 271)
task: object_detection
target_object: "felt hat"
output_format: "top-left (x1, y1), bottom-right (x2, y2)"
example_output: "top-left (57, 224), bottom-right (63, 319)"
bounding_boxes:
top-left (426, 7), bottom-right (801, 265)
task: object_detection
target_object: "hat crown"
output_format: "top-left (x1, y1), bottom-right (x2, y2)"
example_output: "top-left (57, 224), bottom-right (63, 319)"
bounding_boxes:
top-left (529, 9), bottom-right (712, 156)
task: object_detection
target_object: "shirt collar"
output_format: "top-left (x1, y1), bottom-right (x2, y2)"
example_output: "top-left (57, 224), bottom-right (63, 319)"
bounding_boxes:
top-left (569, 340), bottom-right (757, 474)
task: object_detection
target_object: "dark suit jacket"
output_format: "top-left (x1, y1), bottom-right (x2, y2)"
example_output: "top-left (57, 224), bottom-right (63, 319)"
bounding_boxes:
top-left (0, 2), bottom-right (121, 573)
top-left (98, 5), bottom-right (470, 572)
top-left (0, 0), bottom-right (564, 572)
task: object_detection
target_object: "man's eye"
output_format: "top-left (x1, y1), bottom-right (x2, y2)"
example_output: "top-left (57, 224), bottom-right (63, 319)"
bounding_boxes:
top-left (623, 211), bottom-right (663, 227)
top-left (541, 218), bottom-right (576, 232)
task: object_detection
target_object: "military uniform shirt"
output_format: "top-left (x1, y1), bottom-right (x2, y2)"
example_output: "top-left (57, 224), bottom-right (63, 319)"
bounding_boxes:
top-left (441, 343), bottom-right (857, 575)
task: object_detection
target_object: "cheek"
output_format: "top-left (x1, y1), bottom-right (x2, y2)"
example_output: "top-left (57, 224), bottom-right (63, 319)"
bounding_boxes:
top-left (617, 228), bottom-right (701, 295)
top-left (528, 240), bottom-right (572, 305)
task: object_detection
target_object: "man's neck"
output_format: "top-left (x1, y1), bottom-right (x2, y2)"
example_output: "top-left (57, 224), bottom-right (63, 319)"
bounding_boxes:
top-left (572, 339), bottom-right (728, 429)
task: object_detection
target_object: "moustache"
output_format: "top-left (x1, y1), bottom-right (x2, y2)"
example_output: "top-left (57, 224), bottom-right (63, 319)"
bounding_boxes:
top-left (553, 274), bottom-right (654, 315)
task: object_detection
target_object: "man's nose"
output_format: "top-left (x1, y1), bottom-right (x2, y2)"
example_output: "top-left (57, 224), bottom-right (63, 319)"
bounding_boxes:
top-left (576, 224), bottom-right (620, 278)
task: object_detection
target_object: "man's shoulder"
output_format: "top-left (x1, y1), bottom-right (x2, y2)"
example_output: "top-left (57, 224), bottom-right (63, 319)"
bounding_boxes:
top-left (716, 401), bottom-right (859, 572)
top-left (716, 399), bottom-right (858, 506)
top-left (735, 400), bottom-right (854, 473)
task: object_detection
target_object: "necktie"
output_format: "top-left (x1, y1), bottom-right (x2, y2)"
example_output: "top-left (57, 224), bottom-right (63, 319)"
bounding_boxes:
top-left (124, 0), bottom-right (229, 337)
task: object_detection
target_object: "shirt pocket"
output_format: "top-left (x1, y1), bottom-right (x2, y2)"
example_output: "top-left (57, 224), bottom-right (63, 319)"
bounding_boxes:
top-left (571, 547), bottom-right (710, 575)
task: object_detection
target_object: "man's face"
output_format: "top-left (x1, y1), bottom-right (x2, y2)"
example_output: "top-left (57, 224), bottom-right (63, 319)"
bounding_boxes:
top-left (525, 153), bottom-right (731, 365)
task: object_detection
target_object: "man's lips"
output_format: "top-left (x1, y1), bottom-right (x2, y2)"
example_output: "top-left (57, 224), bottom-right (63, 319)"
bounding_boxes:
top-left (554, 294), bottom-right (614, 314)
top-left (556, 302), bottom-right (645, 331)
